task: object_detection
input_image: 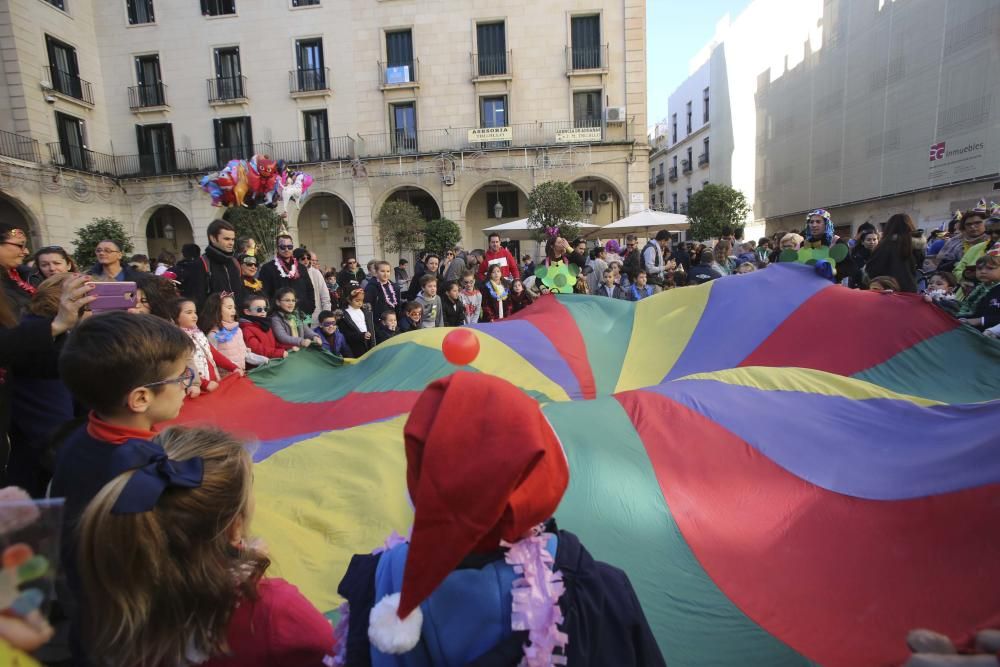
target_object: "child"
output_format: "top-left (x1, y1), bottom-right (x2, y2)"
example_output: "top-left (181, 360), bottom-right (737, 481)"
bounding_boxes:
top-left (376, 309), bottom-right (400, 342)
top-left (399, 301), bottom-right (423, 333)
top-left (735, 261), bottom-right (757, 275)
top-left (313, 309), bottom-right (350, 356)
top-left (239, 295), bottom-right (289, 361)
top-left (869, 276), bottom-right (901, 293)
top-left (458, 271), bottom-right (483, 325)
top-left (924, 271), bottom-right (957, 300)
top-left (595, 268), bottom-right (627, 299)
top-left (950, 253), bottom-right (1000, 330)
top-left (629, 270), bottom-right (655, 301)
top-left (480, 264), bottom-right (510, 322)
top-left (52, 312), bottom-right (194, 663)
top-left (509, 278), bottom-right (533, 313)
top-left (364, 260), bottom-right (401, 323)
top-left (170, 298), bottom-right (240, 394)
top-left (270, 287), bottom-right (322, 351)
top-left (78, 426), bottom-right (336, 665)
top-left (414, 274), bottom-right (444, 328)
top-left (200, 292), bottom-right (269, 370)
top-left (440, 280), bottom-right (465, 327)
top-left (336, 373), bottom-right (665, 666)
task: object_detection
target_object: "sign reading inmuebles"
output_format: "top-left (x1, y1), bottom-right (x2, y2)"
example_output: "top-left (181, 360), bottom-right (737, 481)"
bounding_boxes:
top-left (468, 127), bottom-right (512, 142)
top-left (555, 127), bottom-right (603, 143)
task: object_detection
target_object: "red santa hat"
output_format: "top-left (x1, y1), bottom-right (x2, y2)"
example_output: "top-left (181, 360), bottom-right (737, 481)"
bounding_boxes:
top-left (368, 371), bottom-right (570, 654)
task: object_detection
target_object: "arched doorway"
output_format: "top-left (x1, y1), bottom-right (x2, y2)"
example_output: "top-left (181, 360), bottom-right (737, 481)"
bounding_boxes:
top-left (298, 193), bottom-right (354, 273)
top-left (377, 186), bottom-right (441, 266)
top-left (0, 193), bottom-right (40, 248)
top-left (464, 179), bottom-right (530, 258)
top-left (145, 206), bottom-right (194, 262)
top-left (570, 176), bottom-right (624, 227)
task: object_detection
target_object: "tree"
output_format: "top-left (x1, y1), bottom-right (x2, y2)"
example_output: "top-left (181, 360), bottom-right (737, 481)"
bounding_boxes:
top-left (685, 184), bottom-right (751, 241)
top-left (526, 181), bottom-right (583, 241)
top-left (223, 207), bottom-right (286, 259)
top-left (423, 218), bottom-right (461, 256)
top-left (377, 200), bottom-right (425, 254)
top-left (71, 217), bottom-right (133, 268)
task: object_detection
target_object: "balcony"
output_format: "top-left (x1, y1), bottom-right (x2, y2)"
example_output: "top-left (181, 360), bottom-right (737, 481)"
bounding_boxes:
top-left (566, 44), bottom-right (608, 74)
top-left (378, 60), bottom-right (419, 89)
top-left (648, 177), bottom-right (656, 189)
top-left (698, 153), bottom-right (709, 167)
top-left (656, 173), bottom-right (665, 185)
top-left (0, 130), bottom-right (40, 163)
top-left (471, 50), bottom-right (512, 80)
top-left (44, 66), bottom-right (94, 106)
top-left (668, 166), bottom-right (678, 181)
top-left (289, 68), bottom-right (330, 97)
top-left (47, 142), bottom-right (118, 175)
top-left (207, 75), bottom-right (248, 105)
top-left (127, 83), bottom-right (168, 111)
top-left (682, 159), bottom-right (692, 174)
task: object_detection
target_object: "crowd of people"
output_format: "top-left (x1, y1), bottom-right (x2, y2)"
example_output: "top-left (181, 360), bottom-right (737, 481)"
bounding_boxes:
top-left (0, 197), bottom-right (998, 664)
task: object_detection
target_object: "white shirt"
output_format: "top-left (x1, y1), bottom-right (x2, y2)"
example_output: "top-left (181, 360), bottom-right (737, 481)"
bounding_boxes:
top-left (346, 306), bottom-right (367, 333)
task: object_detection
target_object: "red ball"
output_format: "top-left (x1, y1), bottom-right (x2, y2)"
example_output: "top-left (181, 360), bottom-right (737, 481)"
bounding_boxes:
top-left (442, 328), bottom-right (480, 366)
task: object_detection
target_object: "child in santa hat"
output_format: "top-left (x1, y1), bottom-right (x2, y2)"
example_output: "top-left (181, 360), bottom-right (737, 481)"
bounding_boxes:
top-left (335, 372), bottom-right (665, 666)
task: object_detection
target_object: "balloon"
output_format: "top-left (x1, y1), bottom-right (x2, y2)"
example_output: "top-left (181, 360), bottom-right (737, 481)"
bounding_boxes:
top-left (441, 328), bottom-right (480, 366)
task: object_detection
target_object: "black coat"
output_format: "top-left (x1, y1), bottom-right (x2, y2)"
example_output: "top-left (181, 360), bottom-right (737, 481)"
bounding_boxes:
top-left (364, 280), bottom-right (401, 324)
top-left (259, 258), bottom-right (315, 318)
top-left (178, 244), bottom-right (243, 309)
top-left (863, 247), bottom-right (923, 293)
top-left (337, 526), bottom-right (666, 667)
top-left (442, 296), bottom-right (465, 327)
top-left (338, 307), bottom-right (371, 358)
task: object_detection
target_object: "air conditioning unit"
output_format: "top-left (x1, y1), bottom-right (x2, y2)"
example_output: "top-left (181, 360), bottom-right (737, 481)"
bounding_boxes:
top-left (597, 192), bottom-right (612, 204)
top-left (605, 107), bottom-right (626, 124)
top-left (441, 173), bottom-right (455, 186)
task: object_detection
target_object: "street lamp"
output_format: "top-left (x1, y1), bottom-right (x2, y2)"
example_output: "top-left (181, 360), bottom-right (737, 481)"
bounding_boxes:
top-left (583, 197), bottom-right (594, 217)
top-left (163, 223), bottom-right (175, 240)
top-left (319, 212), bottom-right (329, 230)
top-left (493, 199), bottom-right (504, 219)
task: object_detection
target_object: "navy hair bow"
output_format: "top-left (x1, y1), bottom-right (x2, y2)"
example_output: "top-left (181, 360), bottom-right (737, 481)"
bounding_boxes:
top-left (110, 440), bottom-right (204, 515)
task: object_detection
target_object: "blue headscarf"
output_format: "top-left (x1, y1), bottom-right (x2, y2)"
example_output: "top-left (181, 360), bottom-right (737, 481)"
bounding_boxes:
top-left (804, 209), bottom-right (834, 246)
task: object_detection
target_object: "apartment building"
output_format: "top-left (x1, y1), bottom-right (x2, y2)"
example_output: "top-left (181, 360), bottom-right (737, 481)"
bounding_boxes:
top-left (0, 0), bottom-right (647, 266)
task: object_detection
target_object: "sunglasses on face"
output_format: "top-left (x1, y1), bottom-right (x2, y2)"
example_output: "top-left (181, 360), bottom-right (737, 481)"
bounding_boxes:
top-left (242, 260), bottom-right (257, 267)
top-left (247, 306), bottom-right (267, 313)
top-left (321, 321), bottom-right (337, 328)
top-left (278, 245), bottom-right (294, 251)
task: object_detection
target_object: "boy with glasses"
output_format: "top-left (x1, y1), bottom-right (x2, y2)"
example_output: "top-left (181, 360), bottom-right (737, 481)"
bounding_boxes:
top-left (239, 295), bottom-right (290, 361)
top-left (312, 310), bottom-right (350, 356)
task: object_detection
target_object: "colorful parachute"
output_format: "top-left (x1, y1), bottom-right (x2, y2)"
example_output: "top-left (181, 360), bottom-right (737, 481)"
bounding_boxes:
top-left (174, 263), bottom-right (1000, 667)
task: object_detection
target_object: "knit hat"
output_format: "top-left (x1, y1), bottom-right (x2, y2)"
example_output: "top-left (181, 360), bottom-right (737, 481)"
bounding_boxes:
top-left (368, 371), bottom-right (570, 653)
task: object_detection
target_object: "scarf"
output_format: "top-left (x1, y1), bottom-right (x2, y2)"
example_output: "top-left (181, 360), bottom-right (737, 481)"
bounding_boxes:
top-left (241, 314), bottom-right (271, 332)
top-left (275, 257), bottom-right (300, 280)
top-left (212, 322), bottom-right (241, 344)
top-left (282, 311), bottom-right (302, 338)
top-left (487, 280), bottom-right (508, 301)
top-left (243, 277), bottom-right (263, 292)
top-left (86, 411), bottom-right (156, 444)
top-left (6, 268), bottom-right (35, 296)
top-left (182, 327), bottom-right (217, 383)
top-left (958, 281), bottom-right (999, 318)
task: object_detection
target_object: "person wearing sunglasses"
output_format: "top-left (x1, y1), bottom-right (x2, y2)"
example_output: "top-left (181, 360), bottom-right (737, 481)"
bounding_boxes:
top-left (258, 233), bottom-right (315, 321)
top-left (337, 257), bottom-right (365, 293)
top-left (238, 254), bottom-right (263, 294)
top-left (238, 294), bottom-right (289, 362)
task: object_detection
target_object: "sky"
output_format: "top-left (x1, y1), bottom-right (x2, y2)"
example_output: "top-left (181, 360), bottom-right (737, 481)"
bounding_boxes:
top-left (646, 0), bottom-right (753, 130)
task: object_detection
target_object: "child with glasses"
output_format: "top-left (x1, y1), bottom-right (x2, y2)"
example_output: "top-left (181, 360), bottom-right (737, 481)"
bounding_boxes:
top-left (458, 270), bottom-right (482, 325)
top-left (51, 312), bottom-right (195, 663)
top-left (239, 295), bottom-right (289, 361)
top-left (270, 287), bottom-right (321, 351)
top-left (200, 292), bottom-right (269, 371)
top-left (169, 298), bottom-right (241, 396)
top-left (399, 301), bottom-right (424, 333)
top-left (313, 310), bottom-right (350, 357)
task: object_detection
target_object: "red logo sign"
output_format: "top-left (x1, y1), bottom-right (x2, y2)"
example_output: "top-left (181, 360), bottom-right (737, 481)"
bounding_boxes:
top-left (929, 142), bottom-right (946, 161)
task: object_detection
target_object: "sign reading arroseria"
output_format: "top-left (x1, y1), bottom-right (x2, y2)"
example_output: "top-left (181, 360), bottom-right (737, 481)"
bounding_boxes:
top-left (468, 127), bottom-right (512, 142)
top-left (929, 132), bottom-right (987, 185)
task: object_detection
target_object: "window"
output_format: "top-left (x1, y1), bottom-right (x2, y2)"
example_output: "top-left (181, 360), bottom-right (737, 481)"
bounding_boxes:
top-left (136, 123), bottom-right (175, 175)
top-left (202, 0), bottom-right (235, 16)
top-left (671, 192), bottom-right (678, 213)
top-left (486, 191), bottom-right (518, 218)
top-left (213, 116), bottom-right (252, 165)
top-left (390, 102), bottom-right (417, 153)
top-left (292, 0), bottom-right (320, 5)
top-left (573, 90), bottom-right (601, 128)
top-left (476, 22), bottom-right (507, 76)
top-left (702, 137), bottom-right (709, 165)
top-left (295, 38), bottom-right (326, 91)
top-left (651, 193), bottom-right (656, 207)
top-left (480, 95), bottom-right (509, 148)
top-left (385, 30), bottom-right (414, 83)
top-left (570, 15), bottom-right (601, 69)
top-left (134, 54), bottom-right (164, 106)
top-left (44, 0), bottom-right (66, 10)
top-left (703, 87), bottom-right (710, 122)
top-left (671, 114), bottom-right (677, 143)
top-left (686, 187), bottom-right (692, 200)
top-left (55, 111), bottom-right (86, 170)
top-left (127, 0), bottom-right (154, 24)
top-left (686, 101), bottom-right (692, 134)
top-left (213, 47), bottom-right (243, 100)
top-left (46, 36), bottom-right (82, 100)
top-left (658, 162), bottom-right (664, 175)
top-left (685, 147), bottom-right (692, 170)
top-left (303, 109), bottom-right (329, 161)
top-left (672, 155), bottom-right (677, 169)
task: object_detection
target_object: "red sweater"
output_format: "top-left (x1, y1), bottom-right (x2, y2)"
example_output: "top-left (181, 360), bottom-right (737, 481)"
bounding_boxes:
top-left (477, 248), bottom-right (520, 281)
top-left (240, 319), bottom-right (286, 359)
top-left (201, 578), bottom-right (334, 667)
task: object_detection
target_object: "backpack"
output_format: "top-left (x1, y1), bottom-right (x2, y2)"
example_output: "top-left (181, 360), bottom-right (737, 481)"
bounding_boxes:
top-left (201, 254), bottom-right (241, 296)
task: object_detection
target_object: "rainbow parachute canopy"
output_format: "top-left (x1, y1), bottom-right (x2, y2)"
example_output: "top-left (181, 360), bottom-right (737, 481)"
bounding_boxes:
top-left (176, 263), bottom-right (1000, 667)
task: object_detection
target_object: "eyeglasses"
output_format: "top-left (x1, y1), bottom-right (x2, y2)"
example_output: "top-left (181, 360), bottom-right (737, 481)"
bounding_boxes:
top-left (143, 367), bottom-right (195, 391)
top-left (247, 306), bottom-right (267, 313)
top-left (320, 321), bottom-right (337, 328)
top-left (1, 241), bottom-right (28, 252)
top-left (278, 244), bottom-right (294, 251)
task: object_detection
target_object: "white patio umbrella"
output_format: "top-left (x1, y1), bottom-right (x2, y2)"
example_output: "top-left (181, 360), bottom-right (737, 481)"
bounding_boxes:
top-left (598, 209), bottom-right (689, 234)
top-left (481, 218), bottom-right (599, 241)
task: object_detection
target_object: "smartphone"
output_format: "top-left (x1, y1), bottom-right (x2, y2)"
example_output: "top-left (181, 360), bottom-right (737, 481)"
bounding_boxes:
top-left (89, 281), bottom-right (137, 313)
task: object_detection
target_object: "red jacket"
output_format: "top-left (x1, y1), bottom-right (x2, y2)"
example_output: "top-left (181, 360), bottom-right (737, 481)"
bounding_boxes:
top-left (240, 319), bottom-right (286, 359)
top-left (477, 248), bottom-right (520, 281)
